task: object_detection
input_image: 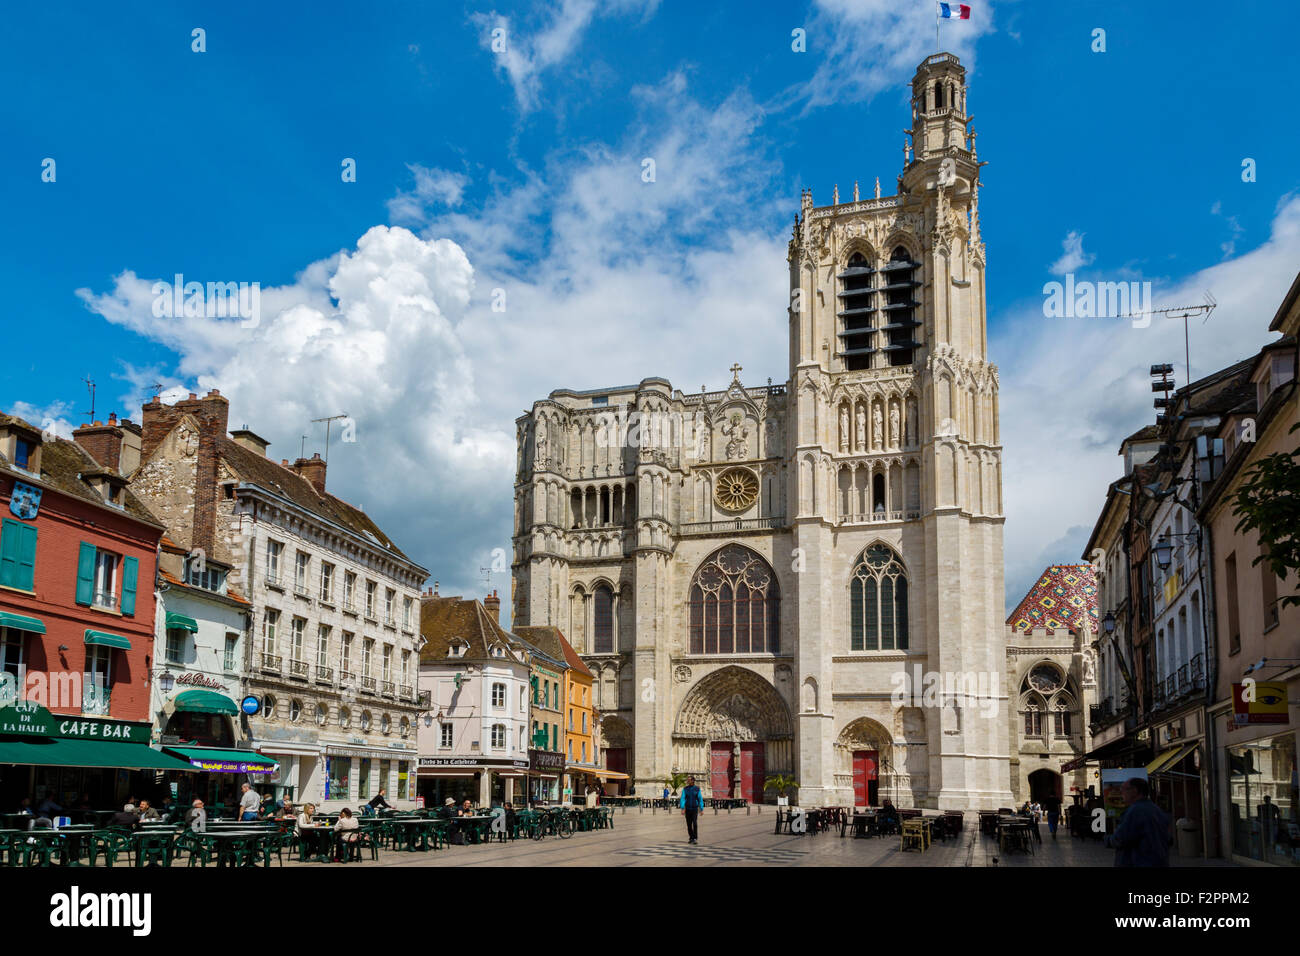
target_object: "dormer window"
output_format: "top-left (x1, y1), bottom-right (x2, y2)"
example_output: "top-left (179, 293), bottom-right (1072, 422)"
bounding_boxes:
top-left (447, 641), bottom-right (467, 659)
top-left (14, 438), bottom-right (35, 470)
top-left (1, 422), bottom-right (43, 476)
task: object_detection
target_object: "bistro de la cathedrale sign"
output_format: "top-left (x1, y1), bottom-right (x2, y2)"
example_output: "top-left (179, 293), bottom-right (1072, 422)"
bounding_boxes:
top-left (0, 701), bottom-right (150, 742)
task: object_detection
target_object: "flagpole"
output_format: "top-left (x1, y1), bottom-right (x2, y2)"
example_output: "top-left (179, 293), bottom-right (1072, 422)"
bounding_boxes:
top-left (936, 3), bottom-right (940, 52)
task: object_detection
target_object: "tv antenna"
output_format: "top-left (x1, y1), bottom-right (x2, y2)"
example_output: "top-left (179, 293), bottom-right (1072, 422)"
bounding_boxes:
top-left (311, 413), bottom-right (349, 464)
top-left (1118, 291), bottom-right (1216, 384)
top-left (83, 376), bottom-right (96, 421)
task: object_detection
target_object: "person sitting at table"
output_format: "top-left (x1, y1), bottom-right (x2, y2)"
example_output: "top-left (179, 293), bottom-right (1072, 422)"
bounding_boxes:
top-left (110, 803), bottom-right (140, 830)
top-left (37, 794), bottom-right (63, 817)
top-left (185, 799), bottom-right (207, 832)
top-left (459, 798), bottom-right (474, 817)
top-left (297, 803), bottom-right (330, 861)
top-left (333, 807), bottom-right (360, 860)
top-left (438, 797), bottom-right (457, 821)
top-left (137, 799), bottom-right (161, 821)
top-left (260, 792), bottom-right (277, 818)
top-left (877, 800), bottom-right (900, 833)
top-left (277, 800), bottom-right (296, 820)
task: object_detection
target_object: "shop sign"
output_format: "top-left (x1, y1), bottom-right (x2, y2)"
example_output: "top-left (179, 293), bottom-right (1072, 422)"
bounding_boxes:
top-left (10, 481), bottom-right (42, 520)
top-left (1232, 682), bottom-right (1289, 726)
top-left (176, 672), bottom-right (226, 690)
top-left (189, 757), bottom-right (274, 774)
top-left (529, 749), bottom-right (564, 772)
top-left (418, 756), bottom-right (527, 769)
top-left (240, 695), bottom-right (261, 715)
top-left (0, 703), bottom-right (150, 743)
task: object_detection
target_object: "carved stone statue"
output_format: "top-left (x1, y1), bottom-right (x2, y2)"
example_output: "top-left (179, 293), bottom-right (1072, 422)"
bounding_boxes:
top-left (721, 415), bottom-right (750, 461)
top-left (907, 402), bottom-right (918, 447)
top-left (889, 405), bottom-right (900, 448)
top-left (839, 406), bottom-right (849, 452)
top-left (856, 407), bottom-right (866, 451)
top-left (873, 405), bottom-right (883, 450)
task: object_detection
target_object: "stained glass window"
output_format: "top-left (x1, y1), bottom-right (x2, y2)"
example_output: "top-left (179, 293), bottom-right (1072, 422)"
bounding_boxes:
top-left (849, 544), bottom-right (909, 650)
top-left (688, 545), bottom-right (779, 654)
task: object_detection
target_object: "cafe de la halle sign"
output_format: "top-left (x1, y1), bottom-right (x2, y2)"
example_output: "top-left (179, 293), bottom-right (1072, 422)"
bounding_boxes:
top-left (0, 702), bottom-right (150, 743)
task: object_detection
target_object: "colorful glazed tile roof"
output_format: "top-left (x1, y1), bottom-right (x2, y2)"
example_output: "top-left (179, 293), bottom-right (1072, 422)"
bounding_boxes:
top-left (1007, 564), bottom-right (1099, 632)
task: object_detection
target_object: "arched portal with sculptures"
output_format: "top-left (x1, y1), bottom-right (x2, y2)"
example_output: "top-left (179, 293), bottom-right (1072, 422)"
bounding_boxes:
top-left (672, 665), bottom-right (793, 802)
top-left (835, 717), bottom-right (898, 808)
top-left (598, 713), bottom-right (634, 793)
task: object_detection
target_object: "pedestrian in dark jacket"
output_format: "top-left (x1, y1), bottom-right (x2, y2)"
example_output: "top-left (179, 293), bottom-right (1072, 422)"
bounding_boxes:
top-left (679, 775), bottom-right (704, 845)
top-left (1106, 777), bottom-right (1170, 866)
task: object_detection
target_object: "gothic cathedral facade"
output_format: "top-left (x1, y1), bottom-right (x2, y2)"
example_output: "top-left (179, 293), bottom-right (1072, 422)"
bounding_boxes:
top-left (511, 54), bottom-right (1012, 809)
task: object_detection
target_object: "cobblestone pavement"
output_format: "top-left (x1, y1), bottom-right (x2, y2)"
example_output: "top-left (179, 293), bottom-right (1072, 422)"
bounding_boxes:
top-left (281, 807), bottom-right (1237, 867)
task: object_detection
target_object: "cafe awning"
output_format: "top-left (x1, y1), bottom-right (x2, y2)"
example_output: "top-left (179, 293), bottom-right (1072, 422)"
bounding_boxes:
top-left (0, 736), bottom-right (196, 771)
top-left (172, 689), bottom-right (239, 716)
top-left (593, 770), bottom-right (630, 780)
top-left (163, 747), bottom-right (279, 774)
top-left (84, 629), bottom-right (131, 650)
top-left (165, 612), bottom-right (199, 632)
top-left (0, 612), bottom-right (46, 634)
top-left (1146, 743), bottom-right (1197, 776)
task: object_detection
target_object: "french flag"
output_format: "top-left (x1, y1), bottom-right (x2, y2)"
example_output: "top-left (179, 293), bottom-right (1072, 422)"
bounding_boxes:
top-left (938, 3), bottom-right (971, 18)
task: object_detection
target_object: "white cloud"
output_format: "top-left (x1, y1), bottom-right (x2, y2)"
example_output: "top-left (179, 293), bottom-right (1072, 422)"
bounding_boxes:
top-left (1049, 230), bottom-right (1094, 275)
top-left (998, 194), bottom-right (1300, 609)
top-left (7, 399), bottom-right (77, 441)
top-left (387, 165), bottom-right (471, 226)
top-left (473, 0), bottom-right (660, 111)
top-left (795, 0), bottom-right (998, 112)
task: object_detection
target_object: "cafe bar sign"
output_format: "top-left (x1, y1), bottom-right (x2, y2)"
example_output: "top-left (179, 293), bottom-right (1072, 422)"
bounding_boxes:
top-left (418, 756), bottom-right (529, 769)
top-left (0, 703), bottom-right (151, 743)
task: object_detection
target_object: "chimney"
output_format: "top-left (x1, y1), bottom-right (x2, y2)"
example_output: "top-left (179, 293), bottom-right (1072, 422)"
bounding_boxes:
top-left (484, 589), bottom-right (500, 623)
top-left (73, 416), bottom-right (126, 472)
top-left (140, 388), bottom-right (230, 462)
top-left (293, 453), bottom-right (327, 494)
top-left (230, 426), bottom-right (271, 457)
top-left (119, 419), bottom-right (142, 474)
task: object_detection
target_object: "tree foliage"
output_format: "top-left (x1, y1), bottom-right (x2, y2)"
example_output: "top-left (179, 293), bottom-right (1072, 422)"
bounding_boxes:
top-left (1232, 422), bottom-right (1300, 608)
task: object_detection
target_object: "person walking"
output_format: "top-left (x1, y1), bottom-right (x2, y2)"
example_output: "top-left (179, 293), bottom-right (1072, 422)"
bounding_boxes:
top-left (1045, 796), bottom-right (1061, 839)
top-left (1105, 777), bottom-right (1171, 867)
top-left (679, 774), bottom-right (704, 845)
top-left (237, 782), bottom-right (260, 822)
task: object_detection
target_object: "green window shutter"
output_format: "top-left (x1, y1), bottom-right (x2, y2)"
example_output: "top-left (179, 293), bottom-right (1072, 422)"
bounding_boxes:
top-left (75, 542), bottom-right (96, 606)
top-left (15, 523), bottom-right (37, 591)
top-left (121, 556), bottom-right (139, 616)
top-left (0, 519), bottom-right (22, 588)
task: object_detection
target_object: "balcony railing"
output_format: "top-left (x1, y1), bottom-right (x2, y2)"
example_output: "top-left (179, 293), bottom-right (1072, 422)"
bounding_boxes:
top-left (417, 690), bottom-right (431, 708)
top-left (289, 659), bottom-right (310, 680)
top-left (315, 665), bottom-right (334, 684)
top-left (381, 680), bottom-right (395, 697)
top-left (340, 669), bottom-right (355, 686)
top-left (400, 684), bottom-right (414, 701)
top-left (92, 589), bottom-right (117, 609)
top-left (82, 686), bottom-right (111, 716)
top-left (260, 653), bottom-right (282, 674)
top-left (342, 600), bottom-right (357, 614)
top-left (679, 516), bottom-right (787, 535)
top-left (361, 676), bottom-right (377, 694)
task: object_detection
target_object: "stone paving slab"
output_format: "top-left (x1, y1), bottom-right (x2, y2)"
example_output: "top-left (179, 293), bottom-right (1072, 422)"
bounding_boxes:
top-left (272, 807), bottom-right (1236, 868)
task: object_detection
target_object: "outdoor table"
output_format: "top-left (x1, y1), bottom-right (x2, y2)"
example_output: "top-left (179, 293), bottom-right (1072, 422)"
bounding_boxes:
top-left (454, 814), bottom-right (494, 845)
top-left (997, 818), bottom-right (1034, 855)
top-left (900, 818), bottom-right (931, 852)
top-left (389, 817), bottom-right (438, 852)
top-left (202, 830), bottom-right (269, 867)
top-left (295, 826), bottom-right (334, 862)
top-left (841, 811), bottom-right (877, 838)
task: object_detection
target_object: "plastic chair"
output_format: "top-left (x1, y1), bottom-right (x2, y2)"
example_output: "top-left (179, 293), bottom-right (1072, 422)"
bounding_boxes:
top-left (134, 832), bottom-right (175, 867)
top-left (89, 831), bottom-right (133, 867)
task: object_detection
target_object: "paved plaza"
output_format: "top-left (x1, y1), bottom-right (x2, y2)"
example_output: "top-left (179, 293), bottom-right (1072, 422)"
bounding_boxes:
top-left (279, 807), bottom-right (1231, 868)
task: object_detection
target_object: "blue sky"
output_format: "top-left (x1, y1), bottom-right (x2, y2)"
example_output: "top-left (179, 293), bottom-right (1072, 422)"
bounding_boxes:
top-left (3, 0), bottom-right (1298, 616)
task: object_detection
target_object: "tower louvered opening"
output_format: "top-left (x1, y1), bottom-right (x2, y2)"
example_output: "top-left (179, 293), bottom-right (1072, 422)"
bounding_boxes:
top-left (836, 252), bottom-right (877, 371)
top-left (880, 246), bottom-right (921, 367)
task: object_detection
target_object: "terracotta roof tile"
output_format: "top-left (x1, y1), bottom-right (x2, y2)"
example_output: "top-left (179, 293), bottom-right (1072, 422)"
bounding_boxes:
top-left (513, 626), bottom-right (592, 678)
top-left (1008, 564), bottom-right (1099, 632)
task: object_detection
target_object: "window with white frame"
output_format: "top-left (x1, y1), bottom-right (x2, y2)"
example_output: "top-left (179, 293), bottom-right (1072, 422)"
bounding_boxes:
top-left (382, 644), bottom-right (393, 682)
top-left (265, 540), bottom-right (283, 585)
top-left (295, 552), bottom-right (310, 593)
top-left (385, 588), bottom-right (395, 622)
top-left (365, 581), bottom-right (377, 617)
top-left (492, 683), bottom-right (506, 708)
top-left (491, 723), bottom-right (506, 749)
top-left (83, 645), bottom-right (112, 714)
top-left (223, 633), bottom-right (238, 671)
top-left (262, 609), bottom-right (280, 655)
top-left (341, 632), bottom-right (353, 675)
top-left (363, 638), bottom-right (374, 678)
top-left (291, 617), bottom-right (306, 662)
top-left (1, 629), bottom-right (25, 686)
top-left (400, 650), bottom-right (410, 686)
top-left (92, 550), bottom-right (118, 608)
top-left (343, 571), bottom-right (356, 609)
top-left (320, 562), bottom-right (334, 602)
top-left (403, 596), bottom-right (413, 628)
top-left (440, 723), bottom-right (453, 748)
top-left (165, 628), bottom-right (186, 664)
top-left (317, 625), bottom-right (331, 668)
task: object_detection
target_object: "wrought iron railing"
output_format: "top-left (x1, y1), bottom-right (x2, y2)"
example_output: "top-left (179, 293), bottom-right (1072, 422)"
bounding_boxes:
top-left (316, 665), bottom-right (334, 684)
top-left (260, 653), bottom-right (282, 673)
top-left (289, 659), bottom-right (310, 679)
top-left (361, 676), bottom-right (377, 694)
top-left (381, 680), bottom-right (395, 697)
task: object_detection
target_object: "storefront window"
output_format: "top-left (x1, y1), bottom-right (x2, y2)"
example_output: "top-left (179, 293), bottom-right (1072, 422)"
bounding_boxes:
top-left (327, 756), bottom-right (350, 801)
top-left (359, 758), bottom-right (371, 799)
top-left (380, 760), bottom-right (390, 797)
top-left (1227, 732), bottom-right (1298, 865)
top-left (397, 761), bottom-right (408, 799)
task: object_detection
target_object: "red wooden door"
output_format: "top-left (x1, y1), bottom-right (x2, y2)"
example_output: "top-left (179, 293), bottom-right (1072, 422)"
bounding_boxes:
top-left (710, 742), bottom-right (733, 798)
top-left (853, 751), bottom-right (878, 807)
top-left (605, 748), bottom-right (627, 774)
top-left (740, 742), bottom-right (765, 803)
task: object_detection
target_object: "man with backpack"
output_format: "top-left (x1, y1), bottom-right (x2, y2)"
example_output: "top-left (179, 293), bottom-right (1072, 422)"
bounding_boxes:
top-left (679, 775), bottom-right (704, 845)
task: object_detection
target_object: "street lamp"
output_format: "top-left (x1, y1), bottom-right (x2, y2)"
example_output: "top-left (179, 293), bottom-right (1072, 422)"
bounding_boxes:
top-left (1102, 611), bottom-right (1116, 635)
top-left (159, 670), bottom-right (175, 695)
top-left (1152, 534), bottom-right (1173, 571)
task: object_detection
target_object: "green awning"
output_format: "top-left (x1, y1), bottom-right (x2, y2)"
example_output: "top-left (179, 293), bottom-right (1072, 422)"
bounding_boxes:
top-left (161, 747), bottom-right (279, 775)
top-left (0, 612), bottom-right (45, 634)
top-left (0, 737), bottom-right (196, 771)
top-left (84, 629), bottom-right (131, 650)
top-left (172, 689), bottom-right (238, 716)
top-left (165, 613), bottom-right (199, 632)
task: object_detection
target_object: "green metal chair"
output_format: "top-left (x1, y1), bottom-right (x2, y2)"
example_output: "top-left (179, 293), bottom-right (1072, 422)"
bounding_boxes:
top-left (134, 832), bottom-right (176, 867)
top-left (89, 830), bottom-right (133, 867)
top-left (177, 831), bottom-right (214, 867)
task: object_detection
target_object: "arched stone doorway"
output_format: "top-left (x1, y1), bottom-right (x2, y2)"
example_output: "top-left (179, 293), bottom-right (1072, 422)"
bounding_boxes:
top-left (599, 714), bottom-right (633, 794)
top-left (835, 717), bottom-right (895, 807)
top-left (1028, 768), bottom-right (1062, 805)
top-left (672, 666), bottom-right (793, 802)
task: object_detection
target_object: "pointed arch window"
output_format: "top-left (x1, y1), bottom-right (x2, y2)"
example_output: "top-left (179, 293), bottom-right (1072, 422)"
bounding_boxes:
top-left (837, 251), bottom-right (877, 371)
top-left (689, 545), bottom-right (779, 654)
top-left (849, 544), bottom-right (909, 650)
top-left (593, 585), bottom-right (613, 653)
